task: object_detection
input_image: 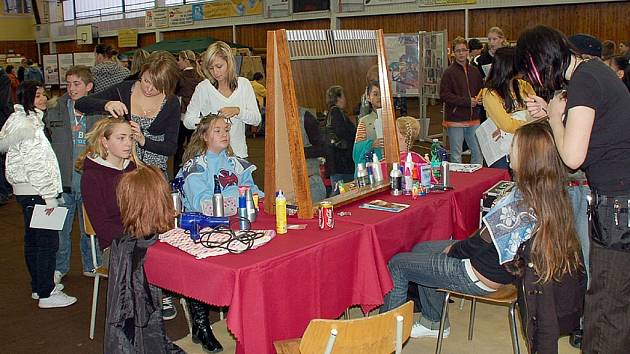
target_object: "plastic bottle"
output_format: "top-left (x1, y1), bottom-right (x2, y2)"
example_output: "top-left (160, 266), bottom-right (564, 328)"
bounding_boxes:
top-left (404, 153), bottom-right (414, 193)
top-left (275, 190), bottom-right (287, 235)
top-left (390, 162), bottom-right (403, 196)
top-left (356, 163), bottom-right (369, 188)
top-left (212, 175), bottom-right (224, 217)
top-left (372, 153), bottom-right (384, 184)
top-left (430, 139), bottom-right (442, 182)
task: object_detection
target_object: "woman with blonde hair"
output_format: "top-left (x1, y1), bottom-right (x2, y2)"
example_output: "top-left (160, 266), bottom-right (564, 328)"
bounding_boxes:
top-left (475, 26), bottom-right (507, 79)
top-left (77, 50), bottom-right (181, 175)
top-left (183, 41), bottom-right (261, 158)
top-left (126, 49), bottom-right (149, 81)
top-left (78, 117), bottom-right (140, 252)
top-left (105, 165), bottom-right (184, 353)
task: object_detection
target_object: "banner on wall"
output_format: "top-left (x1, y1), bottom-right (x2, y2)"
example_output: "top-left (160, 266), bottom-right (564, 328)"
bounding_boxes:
top-left (200, 0), bottom-right (263, 20)
top-left (58, 54), bottom-right (74, 84)
top-left (418, 0), bottom-right (476, 5)
top-left (42, 55), bottom-right (59, 85)
top-left (169, 5), bottom-right (193, 27)
top-left (73, 52), bottom-right (95, 67)
top-left (118, 29), bottom-right (138, 48)
top-left (264, 0), bottom-right (289, 18)
top-left (145, 8), bottom-right (169, 29)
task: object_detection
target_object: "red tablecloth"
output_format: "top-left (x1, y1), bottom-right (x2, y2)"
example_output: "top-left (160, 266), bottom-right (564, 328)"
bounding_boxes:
top-left (144, 168), bottom-right (509, 354)
top-left (145, 215), bottom-right (392, 354)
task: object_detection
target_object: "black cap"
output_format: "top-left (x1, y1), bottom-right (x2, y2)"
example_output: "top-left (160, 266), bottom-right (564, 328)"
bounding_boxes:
top-left (568, 34), bottom-right (602, 58)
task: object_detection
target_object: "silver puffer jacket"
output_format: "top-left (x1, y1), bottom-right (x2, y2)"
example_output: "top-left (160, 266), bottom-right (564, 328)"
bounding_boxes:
top-left (0, 104), bottom-right (62, 207)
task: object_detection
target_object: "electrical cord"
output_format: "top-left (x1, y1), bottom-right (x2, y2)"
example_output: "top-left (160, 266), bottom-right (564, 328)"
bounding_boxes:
top-left (192, 217), bottom-right (266, 254)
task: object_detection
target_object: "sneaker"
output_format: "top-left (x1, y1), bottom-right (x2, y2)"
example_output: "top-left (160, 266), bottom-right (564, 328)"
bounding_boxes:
top-left (162, 295), bottom-right (177, 320)
top-left (54, 270), bottom-right (63, 284)
top-left (83, 269), bottom-right (97, 278)
top-left (410, 321), bottom-right (450, 339)
top-left (32, 283), bottom-right (64, 300)
top-left (38, 290), bottom-right (77, 308)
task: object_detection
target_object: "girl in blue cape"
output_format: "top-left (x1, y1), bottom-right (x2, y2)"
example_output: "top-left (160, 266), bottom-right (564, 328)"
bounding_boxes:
top-left (177, 113), bottom-right (263, 216)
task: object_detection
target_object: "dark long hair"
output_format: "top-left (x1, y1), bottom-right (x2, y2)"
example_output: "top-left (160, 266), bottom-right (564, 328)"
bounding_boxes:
top-left (611, 55), bottom-right (630, 92)
top-left (512, 121), bottom-right (583, 282)
top-left (16, 80), bottom-right (44, 114)
top-left (485, 47), bottom-right (524, 113)
top-left (515, 26), bottom-right (579, 100)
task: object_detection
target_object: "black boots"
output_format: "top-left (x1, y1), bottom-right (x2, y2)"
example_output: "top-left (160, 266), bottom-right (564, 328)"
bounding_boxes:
top-left (187, 299), bottom-right (223, 353)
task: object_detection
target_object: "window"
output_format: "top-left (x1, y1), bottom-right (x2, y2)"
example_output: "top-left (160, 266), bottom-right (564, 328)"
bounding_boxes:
top-left (4, 0), bottom-right (32, 14)
top-left (63, 0), bottom-right (155, 22)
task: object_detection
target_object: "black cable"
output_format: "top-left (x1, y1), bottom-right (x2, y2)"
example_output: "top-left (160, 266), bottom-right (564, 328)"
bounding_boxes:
top-left (192, 218), bottom-right (266, 254)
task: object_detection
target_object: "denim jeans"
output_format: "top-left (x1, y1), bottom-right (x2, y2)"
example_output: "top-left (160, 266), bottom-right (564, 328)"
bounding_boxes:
top-left (447, 126), bottom-right (483, 164)
top-left (57, 191), bottom-right (102, 274)
top-left (382, 240), bottom-right (492, 329)
top-left (567, 185), bottom-right (590, 288)
top-left (17, 195), bottom-right (58, 298)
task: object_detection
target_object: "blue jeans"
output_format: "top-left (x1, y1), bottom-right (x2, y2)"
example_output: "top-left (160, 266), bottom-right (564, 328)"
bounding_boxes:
top-left (382, 240), bottom-right (492, 329)
top-left (57, 191), bottom-right (102, 274)
top-left (447, 126), bottom-right (483, 164)
top-left (17, 195), bottom-right (58, 298)
top-left (567, 185), bottom-right (590, 288)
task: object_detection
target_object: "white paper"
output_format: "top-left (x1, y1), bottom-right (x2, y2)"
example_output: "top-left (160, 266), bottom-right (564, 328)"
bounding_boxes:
top-left (475, 111), bottom-right (528, 166)
top-left (29, 205), bottom-right (68, 231)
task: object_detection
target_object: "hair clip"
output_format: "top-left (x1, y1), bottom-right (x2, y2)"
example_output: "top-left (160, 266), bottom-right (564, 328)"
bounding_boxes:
top-left (528, 55), bottom-right (544, 87)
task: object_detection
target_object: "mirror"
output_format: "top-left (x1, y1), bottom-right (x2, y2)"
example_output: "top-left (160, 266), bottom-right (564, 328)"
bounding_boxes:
top-left (265, 29), bottom-right (399, 219)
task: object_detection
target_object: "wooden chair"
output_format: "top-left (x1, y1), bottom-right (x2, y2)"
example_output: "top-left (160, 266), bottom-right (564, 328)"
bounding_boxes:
top-left (83, 205), bottom-right (108, 340)
top-left (274, 301), bottom-right (413, 354)
top-left (435, 285), bottom-right (520, 354)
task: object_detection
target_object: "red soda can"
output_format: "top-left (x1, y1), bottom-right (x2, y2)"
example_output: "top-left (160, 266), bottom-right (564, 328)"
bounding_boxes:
top-left (318, 201), bottom-right (334, 230)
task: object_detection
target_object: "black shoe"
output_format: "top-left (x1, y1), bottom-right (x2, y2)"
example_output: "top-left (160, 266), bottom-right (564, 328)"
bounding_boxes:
top-left (569, 329), bottom-right (583, 349)
top-left (188, 300), bottom-right (223, 353)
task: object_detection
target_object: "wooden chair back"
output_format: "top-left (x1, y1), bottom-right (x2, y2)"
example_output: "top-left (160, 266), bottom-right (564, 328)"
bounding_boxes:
top-left (298, 301), bottom-right (414, 354)
top-left (82, 204), bottom-right (96, 236)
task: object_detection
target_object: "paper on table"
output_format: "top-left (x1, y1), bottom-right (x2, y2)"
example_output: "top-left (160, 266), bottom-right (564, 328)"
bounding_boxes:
top-left (374, 108), bottom-right (383, 139)
top-left (30, 205), bottom-right (68, 231)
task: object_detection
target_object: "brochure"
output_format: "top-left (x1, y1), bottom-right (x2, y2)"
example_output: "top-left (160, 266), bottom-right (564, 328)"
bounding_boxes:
top-left (359, 199), bottom-right (410, 213)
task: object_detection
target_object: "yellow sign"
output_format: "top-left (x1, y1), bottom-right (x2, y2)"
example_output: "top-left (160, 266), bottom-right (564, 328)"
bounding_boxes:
top-left (118, 29), bottom-right (138, 48)
top-left (202, 0), bottom-right (262, 20)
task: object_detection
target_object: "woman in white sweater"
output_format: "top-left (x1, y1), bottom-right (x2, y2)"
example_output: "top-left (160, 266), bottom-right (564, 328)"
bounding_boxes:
top-left (183, 41), bottom-right (261, 158)
top-left (0, 81), bottom-right (77, 309)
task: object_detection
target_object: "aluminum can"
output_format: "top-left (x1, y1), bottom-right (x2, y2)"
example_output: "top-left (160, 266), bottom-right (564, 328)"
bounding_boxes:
top-left (318, 201), bottom-right (335, 230)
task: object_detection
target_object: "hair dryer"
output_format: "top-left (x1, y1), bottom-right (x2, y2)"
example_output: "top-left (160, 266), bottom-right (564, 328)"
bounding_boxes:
top-left (179, 212), bottom-right (229, 241)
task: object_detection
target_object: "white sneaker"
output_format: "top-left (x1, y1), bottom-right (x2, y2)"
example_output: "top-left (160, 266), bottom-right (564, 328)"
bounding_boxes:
top-left (83, 269), bottom-right (97, 278)
top-left (54, 270), bottom-right (64, 284)
top-left (38, 290), bottom-right (77, 309)
top-left (410, 321), bottom-right (450, 338)
top-left (32, 283), bottom-right (64, 300)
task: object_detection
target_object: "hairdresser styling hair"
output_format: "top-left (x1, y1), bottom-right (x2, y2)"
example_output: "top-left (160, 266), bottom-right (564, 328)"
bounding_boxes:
top-left (517, 25), bottom-right (630, 353)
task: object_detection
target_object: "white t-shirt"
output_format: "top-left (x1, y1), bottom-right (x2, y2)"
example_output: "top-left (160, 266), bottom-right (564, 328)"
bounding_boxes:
top-left (184, 77), bottom-right (261, 158)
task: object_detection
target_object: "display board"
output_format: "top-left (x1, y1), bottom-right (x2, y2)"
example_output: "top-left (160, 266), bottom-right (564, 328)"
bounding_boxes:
top-left (384, 33), bottom-right (420, 97)
top-left (419, 30), bottom-right (447, 99)
top-left (43, 55), bottom-right (59, 85)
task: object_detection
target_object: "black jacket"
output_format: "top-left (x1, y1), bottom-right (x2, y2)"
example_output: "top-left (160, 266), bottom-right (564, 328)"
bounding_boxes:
top-left (515, 239), bottom-right (586, 354)
top-left (105, 234), bottom-right (184, 354)
top-left (76, 80), bottom-right (181, 156)
top-left (326, 106), bottom-right (356, 175)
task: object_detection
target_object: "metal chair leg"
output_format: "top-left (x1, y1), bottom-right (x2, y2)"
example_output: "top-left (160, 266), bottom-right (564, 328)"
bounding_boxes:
top-left (508, 301), bottom-right (520, 354)
top-left (468, 298), bottom-right (477, 340)
top-left (180, 298), bottom-right (192, 335)
top-left (89, 274), bottom-right (100, 339)
top-left (435, 292), bottom-right (451, 354)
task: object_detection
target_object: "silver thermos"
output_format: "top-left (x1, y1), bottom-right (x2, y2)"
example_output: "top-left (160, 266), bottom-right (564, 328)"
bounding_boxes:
top-left (441, 161), bottom-right (450, 189)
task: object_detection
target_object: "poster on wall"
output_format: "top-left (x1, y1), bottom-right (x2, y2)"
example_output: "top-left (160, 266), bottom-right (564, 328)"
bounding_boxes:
top-left (73, 52), bottom-right (95, 67)
top-left (118, 29), bottom-right (138, 48)
top-left (201, 0), bottom-right (263, 20)
top-left (192, 4), bottom-right (204, 21)
top-left (264, 0), bottom-right (290, 18)
top-left (42, 55), bottom-right (59, 85)
top-left (384, 34), bottom-right (420, 96)
top-left (58, 54), bottom-right (74, 85)
top-left (169, 5), bottom-right (193, 27)
top-left (145, 8), bottom-right (169, 29)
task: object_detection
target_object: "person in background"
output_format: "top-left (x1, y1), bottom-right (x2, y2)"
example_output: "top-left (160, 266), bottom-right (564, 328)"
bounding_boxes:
top-left (568, 33), bottom-right (602, 59)
top-left (358, 65), bottom-right (380, 117)
top-left (440, 37), bottom-right (484, 165)
top-left (0, 66), bottom-right (14, 205)
top-left (353, 80), bottom-right (383, 165)
top-left (468, 38), bottom-right (484, 66)
top-left (381, 121), bottom-right (584, 349)
top-left (17, 58), bottom-right (27, 82)
top-left (77, 51), bottom-right (181, 176)
top-left (6, 65), bottom-right (19, 103)
top-left (249, 72), bottom-right (266, 136)
top-left (174, 50), bottom-right (202, 171)
top-left (619, 40), bottom-right (630, 60)
top-left (184, 41), bottom-right (261, 159)
top-left (518, 25), bottom-right (630, 352)
top-left (475, 27), bottom-right (507, 79)
top-left (607, 55), bottom-right (630, 91)
top-left (126, 49), bottom-right (149, 82)
top-left (299, 107), bottom-right (327, 203)
top-left (479, 47), bottom-right (535, 168)
top-left (92, 43), bottom-right (130, 93)
top-left (325, 85), bottom-right (356, 192)
top-left (45, 66), bottom-right (105, 282)
top-left (116, 53), bottom-right (129, 70)
top-left (601, 40), bottom-right (616, 65)
top-left (106, 165), bottom-right (184, 353)
top-left (24, 60), bottom-right (44, 83)
top-left (0, 80), bottom-right (77, 308)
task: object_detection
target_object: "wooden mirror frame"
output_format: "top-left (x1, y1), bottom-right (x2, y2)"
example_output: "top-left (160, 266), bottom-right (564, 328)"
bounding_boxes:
top-left (264, 29), bottom-right (399, 219)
